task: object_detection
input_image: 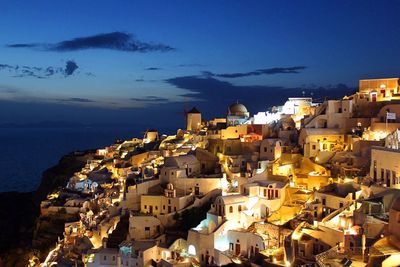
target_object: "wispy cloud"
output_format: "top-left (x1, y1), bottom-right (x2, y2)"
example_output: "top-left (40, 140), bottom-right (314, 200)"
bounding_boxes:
top-left (58, 97), bottom-right (95, 103)
top-left (0, 60), bottom-right (80, 78)
top-left (130, 96), bottom-right (169, 103)
top-left (144, 67), bottom-right (162, 71)
top-left (204, 66), bottom-right (307, 78)
top-left (177, 63), bottom-right (205, 68)
top-left (6, 32), bottom-right (175, 53)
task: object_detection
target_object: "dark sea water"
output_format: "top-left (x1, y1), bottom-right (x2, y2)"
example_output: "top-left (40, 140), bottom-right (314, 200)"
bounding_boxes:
top-left (0, 125), bottom-right (173, 192)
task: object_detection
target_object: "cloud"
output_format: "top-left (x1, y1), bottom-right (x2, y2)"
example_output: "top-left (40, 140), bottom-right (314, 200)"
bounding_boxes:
top-left (166, 74), bottom-right (355, 115)
top-left (130, 96), bottom-right (169, 103)
top-left (205, 66), bottom-right (307, 78)
top-left (58, 97), bottom-right (95, 103)
top-left (0, 86), bottom-right (20, 94)
top-left (0, 60), bottom-right (80, 78)
top-left (6, 32), bottom-right (175, 53)
top-left (64, 60), bottom-right (78, 76)
top-left (6, 43), bottom-right (37, 48)
top-left (85, 72), bottom-right (95, 77)
top-left (177, 63), bottom-right (205, 67)
top-left (144, 67), bottom-right (162, 70)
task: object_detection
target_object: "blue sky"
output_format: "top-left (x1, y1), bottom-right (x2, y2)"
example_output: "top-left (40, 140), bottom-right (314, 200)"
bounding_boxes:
top-left (1, 1), bottom-right (400, 127)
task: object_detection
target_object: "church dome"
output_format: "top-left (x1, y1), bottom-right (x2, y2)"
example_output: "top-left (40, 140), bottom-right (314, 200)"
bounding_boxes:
top-left (228, 103), bottom-right (248, 116)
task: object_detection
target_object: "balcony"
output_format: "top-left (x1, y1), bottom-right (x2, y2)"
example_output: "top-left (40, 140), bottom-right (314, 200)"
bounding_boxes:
top-left (316, 246), bottom-right (366, 267)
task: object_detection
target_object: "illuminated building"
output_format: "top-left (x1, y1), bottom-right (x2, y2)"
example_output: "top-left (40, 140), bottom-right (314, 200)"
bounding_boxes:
top-left (186, 107), bottom-right (202, 131)
top-left (227, 102), bottom-right (250, 126)
top-left (358, 78), bottom-right (400, 102)
top-left (370, 130), bottom-right (400, 188)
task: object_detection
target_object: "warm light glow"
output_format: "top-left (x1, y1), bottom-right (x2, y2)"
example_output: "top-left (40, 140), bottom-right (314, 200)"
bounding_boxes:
top-left (188, 245), bottom-right (196, 255)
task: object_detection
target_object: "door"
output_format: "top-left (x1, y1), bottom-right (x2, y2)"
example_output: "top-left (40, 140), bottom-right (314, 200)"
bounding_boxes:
top-left (235, 243), bottom-right (241, 255)
top-left (387, 170), bottom-right (391, 187)
top-left (168, 206), bottom-right (172, 213)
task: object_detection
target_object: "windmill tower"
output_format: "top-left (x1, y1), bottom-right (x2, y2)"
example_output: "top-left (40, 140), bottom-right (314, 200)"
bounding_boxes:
top-left (187, 107), bottom-right (201, 131)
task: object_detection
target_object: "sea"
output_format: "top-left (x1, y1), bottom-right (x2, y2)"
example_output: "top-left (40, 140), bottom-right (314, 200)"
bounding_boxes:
top-left (0, 124), bottom-right (175, 192)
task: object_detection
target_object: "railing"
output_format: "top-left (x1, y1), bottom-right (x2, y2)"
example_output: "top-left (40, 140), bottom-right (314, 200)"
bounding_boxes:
top-left (316, 247), bottom-right (366, 267)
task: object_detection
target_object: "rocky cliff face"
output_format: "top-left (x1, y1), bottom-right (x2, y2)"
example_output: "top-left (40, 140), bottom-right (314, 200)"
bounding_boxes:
top-left (0, 150), bottom-right (95, 267)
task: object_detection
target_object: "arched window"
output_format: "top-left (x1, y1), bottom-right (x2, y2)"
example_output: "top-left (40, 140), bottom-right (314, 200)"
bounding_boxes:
top-left (188, 245), bottom-right (196, 255)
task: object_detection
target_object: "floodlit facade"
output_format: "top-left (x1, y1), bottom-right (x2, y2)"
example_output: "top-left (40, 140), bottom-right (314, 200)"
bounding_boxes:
top-left (36, 77), bottom-right (400, 267)
top-left (358, 78), bottom-right (400, 102)
top-left (370, 129), bottom-right (400, 188)
top-left (186, 107), bottom-right (202, 131)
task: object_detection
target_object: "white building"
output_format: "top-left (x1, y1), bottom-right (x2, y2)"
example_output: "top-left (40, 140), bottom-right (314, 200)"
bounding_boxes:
top-left (129, 216), bottom-right (163, 240)
top-left (186, 107), bottom-right (202, 131)
top-left (140, 183), bottom-right (194, 215)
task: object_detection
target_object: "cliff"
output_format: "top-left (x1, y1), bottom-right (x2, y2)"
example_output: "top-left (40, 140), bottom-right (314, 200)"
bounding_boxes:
top-left (0, 150), bottom-right (95, 267)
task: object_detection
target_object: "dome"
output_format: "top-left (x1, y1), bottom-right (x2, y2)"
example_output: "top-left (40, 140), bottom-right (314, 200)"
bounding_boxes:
top-left (228, 103), bottom-right (248, 116)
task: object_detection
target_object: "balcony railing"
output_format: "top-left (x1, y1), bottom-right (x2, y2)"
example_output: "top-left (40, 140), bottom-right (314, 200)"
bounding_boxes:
top-left (316, 247), bottom-right (366, 267)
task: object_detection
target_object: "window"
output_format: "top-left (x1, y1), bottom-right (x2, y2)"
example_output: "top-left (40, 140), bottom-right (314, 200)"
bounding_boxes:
top-left (313, 243), bottom-right (319, 255)
top-left (145, 226), bottom-right (150, 231)
top-left (238, 205), bottom-right (242, 212)
top-left (144, 205), bottom-right (147, 209)
top-left (312, 145), bottom-right (316, 150)
top-left (112, 256), bottom-right (116, 261)
top-left (339, 202), bottom-right (343, 208)
top-left (168, 200), bottom-right (171, 204)
top-left (322, 198), bottom-right (326, 205)
top-left (264, 147), bottom-right (267, 152)
top-left (163, 205), bottom-right (165, 210)
top-left (155, 206), bottom-right (158, 210)
top-left (275, 190), bottom-right (278, 198)
top-left (104, 255), bottom-right (107, 260)
top-left (229, 206), bottom-right (233, 213)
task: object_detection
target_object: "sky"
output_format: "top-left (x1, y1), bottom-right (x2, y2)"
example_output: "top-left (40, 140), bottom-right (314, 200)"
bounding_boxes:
top-left (1, 0), bottom-right (400, 129)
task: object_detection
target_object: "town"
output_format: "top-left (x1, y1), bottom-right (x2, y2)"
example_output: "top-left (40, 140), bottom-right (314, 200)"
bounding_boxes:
top-left (30, 78), bottom-right (400, 267)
